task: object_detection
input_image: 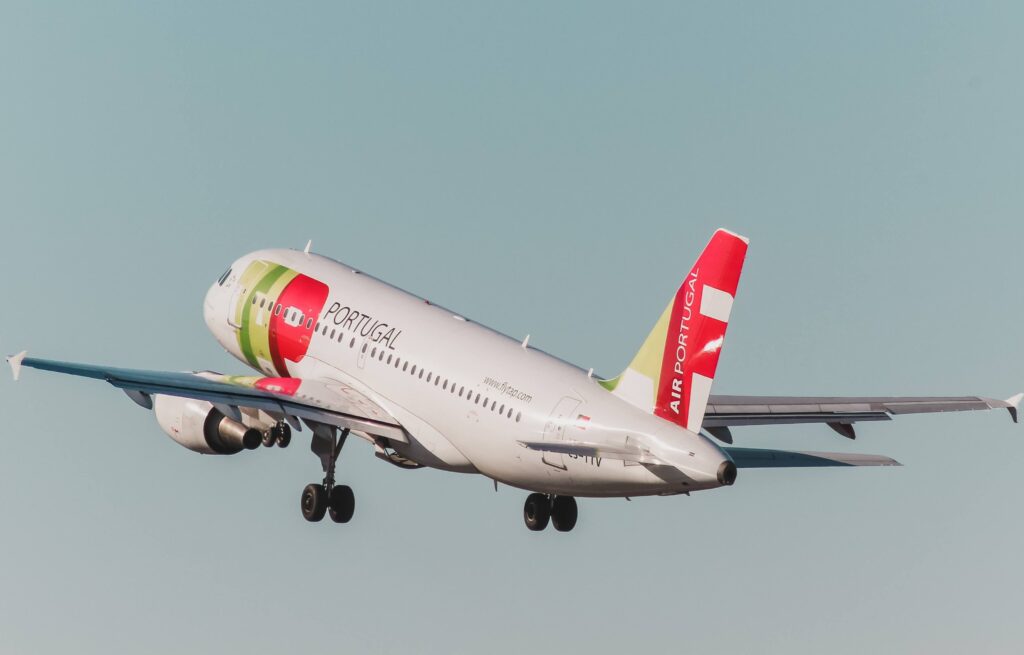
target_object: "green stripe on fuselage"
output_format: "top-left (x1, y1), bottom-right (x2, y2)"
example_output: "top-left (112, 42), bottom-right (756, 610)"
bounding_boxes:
top-left (238, 263), bottom-right (294, 370)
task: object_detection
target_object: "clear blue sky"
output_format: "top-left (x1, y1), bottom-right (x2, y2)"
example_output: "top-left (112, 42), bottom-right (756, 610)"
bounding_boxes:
top-left (1, 2), bottom-right (1022, 653)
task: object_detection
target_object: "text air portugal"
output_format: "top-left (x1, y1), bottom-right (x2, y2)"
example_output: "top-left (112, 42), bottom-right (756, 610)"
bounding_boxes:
top-left (654, 231), bottom-right (748, 433)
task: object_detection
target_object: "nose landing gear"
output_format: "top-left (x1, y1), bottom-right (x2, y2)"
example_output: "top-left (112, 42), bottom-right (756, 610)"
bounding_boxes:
top-left (301, 425), bottom-right (355, 524)
top-left (523, 493), bottom-right (577, 532)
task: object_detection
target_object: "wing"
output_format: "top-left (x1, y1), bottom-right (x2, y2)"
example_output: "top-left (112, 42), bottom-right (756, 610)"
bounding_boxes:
top-left (7, 353), bottom-right (406, 442)
top-left (703, 393), bottom-right (1023, 440)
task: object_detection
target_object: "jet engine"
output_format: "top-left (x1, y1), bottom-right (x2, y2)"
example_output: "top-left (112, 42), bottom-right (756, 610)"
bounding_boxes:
top-left (153, 394), bottom-right (261, 454)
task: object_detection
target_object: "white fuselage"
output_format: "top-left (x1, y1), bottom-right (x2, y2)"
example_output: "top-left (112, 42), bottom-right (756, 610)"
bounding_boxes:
top-left (204, 249), bottom-right (730, 498)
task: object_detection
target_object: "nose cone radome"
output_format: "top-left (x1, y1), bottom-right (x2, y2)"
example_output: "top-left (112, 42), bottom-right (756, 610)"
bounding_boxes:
top-left (203, 283), bottom-right (220, 333)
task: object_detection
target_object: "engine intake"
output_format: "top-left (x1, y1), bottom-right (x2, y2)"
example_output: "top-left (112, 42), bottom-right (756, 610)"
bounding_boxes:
top-left (153, 395), bottom-right (261, 454)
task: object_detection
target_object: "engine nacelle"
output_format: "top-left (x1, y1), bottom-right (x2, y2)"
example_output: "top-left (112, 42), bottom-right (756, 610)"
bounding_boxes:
top-left (153, 394), bottom-right (261, 454)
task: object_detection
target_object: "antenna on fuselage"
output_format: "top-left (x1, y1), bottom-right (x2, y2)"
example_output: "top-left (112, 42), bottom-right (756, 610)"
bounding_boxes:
top-left (303, 240), bottom-right (312, 255)
top-left (521, 334), bottom-right (530, 349)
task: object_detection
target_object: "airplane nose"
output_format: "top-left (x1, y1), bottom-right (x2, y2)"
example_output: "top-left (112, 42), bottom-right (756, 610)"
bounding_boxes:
top-left (717, 460), bottom-right (738, 486)
top-left (203, 283), bottom-right (220, 332)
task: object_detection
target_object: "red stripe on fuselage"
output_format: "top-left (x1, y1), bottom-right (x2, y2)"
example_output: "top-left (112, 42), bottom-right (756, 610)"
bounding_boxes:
top-left (267, 274), bottom-right (330, 376)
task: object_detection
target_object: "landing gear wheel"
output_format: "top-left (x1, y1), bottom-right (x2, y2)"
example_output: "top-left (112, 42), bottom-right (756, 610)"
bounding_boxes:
top-left (328, 485), bottom-right (355, 523)
top-left (523, 493), bottom-right (551, 531)
top-left (261, 430), bottom-right (276, 448)
top-left (551, 495), bottom-right (578, 532)
top-left (274, 424), bottom-right (292, 448)
top-left (301, 483), bottom-right (328, 522)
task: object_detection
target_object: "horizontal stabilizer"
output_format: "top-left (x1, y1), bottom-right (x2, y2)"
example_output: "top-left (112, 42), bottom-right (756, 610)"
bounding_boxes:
top-left (725, 447), bottom-right (901, 468)
top-left (704, 394), bottom-right (1023, 430)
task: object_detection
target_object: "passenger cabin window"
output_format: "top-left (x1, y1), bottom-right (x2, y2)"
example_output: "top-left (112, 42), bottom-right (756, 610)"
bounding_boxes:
top-left (306, 318), bottom-right (313, 329)
top-left (275, 304), bottom-right (282, 316)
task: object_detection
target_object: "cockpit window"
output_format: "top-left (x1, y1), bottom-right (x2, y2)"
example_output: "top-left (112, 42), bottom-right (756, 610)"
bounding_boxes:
top-left (217, 268), bottom-right (232, 286)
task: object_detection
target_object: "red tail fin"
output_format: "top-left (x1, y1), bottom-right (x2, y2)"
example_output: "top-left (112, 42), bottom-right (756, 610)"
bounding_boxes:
top-left (601, 229), bottom-right (748, 433)
top-left (655, 229), bottom-right (748, 431)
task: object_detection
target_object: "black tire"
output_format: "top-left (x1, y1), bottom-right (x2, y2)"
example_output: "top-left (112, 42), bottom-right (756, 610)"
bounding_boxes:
top-left (261, 430), bottom-right (276, 448)
top-left (328, 485), bottom-right (355, 524)
top-left (275, 424), bottom-right (292, 448)
top-left (301, 483), bottom-right (327, 522)
top-left (523, 493), bottom-right (551, 531)
top-left (551, 496), bottom-right (578, 532)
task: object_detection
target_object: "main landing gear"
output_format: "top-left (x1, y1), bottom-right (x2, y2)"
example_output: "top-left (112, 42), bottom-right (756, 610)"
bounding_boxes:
top-left (261, 421), bottom-right (292, 448)
top-left (301, 425), bottom-right (355, 524)
top-left (523, 493), bottom-right (578, 532)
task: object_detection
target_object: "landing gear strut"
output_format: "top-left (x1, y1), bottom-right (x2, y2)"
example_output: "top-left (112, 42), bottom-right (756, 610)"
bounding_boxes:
top-left (301, 426), bottom-right (354, 524)
top-left (523, 494), bottom-right (577, 532)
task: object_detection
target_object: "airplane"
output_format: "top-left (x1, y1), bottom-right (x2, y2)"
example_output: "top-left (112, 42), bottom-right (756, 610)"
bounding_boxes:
top-left (7, 229), bottom-right (1021, 532)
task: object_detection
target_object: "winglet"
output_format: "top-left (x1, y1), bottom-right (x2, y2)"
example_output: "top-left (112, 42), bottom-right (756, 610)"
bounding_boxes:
top-left (1006, 393), bottom-right (1023, 424)
top-left (7, 351), bottom-right (27, 381)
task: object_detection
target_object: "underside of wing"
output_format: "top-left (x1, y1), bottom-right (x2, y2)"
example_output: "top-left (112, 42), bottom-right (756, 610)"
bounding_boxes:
top-left (704, 393), bottom-right (1022, 439)
top-left (724, 447), bottom-right (901, 468)
top-left (10, 355), bottom-right (407, 442)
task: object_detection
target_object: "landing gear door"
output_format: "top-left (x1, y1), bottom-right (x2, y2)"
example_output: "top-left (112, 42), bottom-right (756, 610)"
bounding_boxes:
top-left (542, 396), bottom-right (581, 470)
